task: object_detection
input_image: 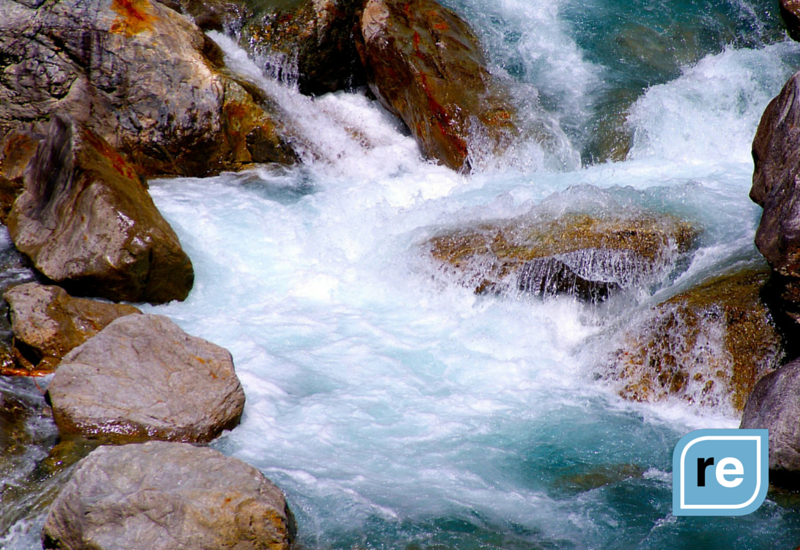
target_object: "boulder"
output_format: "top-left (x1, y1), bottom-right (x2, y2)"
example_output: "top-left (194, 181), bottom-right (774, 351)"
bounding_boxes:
top-left (609, 269), bottom-right (783, 411)
top-left (47, 314), bottom-right (245, 444)
top-left (7, 116), bottom-right (194, 304)
top-left (781, 0), bottom-right (800, 42)
top-left (426, 212), bottom-right (698, 301)
top-left (355, 0), bottom-right (518, 171)
top-left (740, 358), bottom-right (800, 487)
top-left (42, 441), bottom-right (296, 550)
top-left (243, 0), bottom-right (364, 96)
top-left (0, 0), bottom-right (296, 178)
top-left (0, 124), bottom-right (44, 222)
top-left (4, 283), bottom-right (141, 373)
top-left (750, 71), bottom-right (800, 319)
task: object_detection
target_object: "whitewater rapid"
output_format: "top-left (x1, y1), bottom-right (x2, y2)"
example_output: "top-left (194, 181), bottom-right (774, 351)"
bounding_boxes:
top-left (5, 0), bottom-right (800, 548)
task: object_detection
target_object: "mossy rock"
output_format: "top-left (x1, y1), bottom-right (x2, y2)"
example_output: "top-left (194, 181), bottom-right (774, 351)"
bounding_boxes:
top-left (609, 269), bottom-right (783, 411)
top-left (427, 212), bottom-right (699, 301)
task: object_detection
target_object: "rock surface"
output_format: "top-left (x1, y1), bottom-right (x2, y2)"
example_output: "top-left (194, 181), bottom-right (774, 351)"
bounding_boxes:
top-left (781, 0), bottom-right (800, 42)
top-left (42, 441), bottom-right (296, 550)
top-left (0, 124), bottom-right (43, 222)
top-left (355, 0), bottom-right (518, 171)
top-left (751, 70), bottom-right (800, 319)
top-left (7, 116), bottom-right (194, 304)
top-left (0, 0), bottom-right (296, 177)
top-left (609, 269), bottom-right (783, 411)
top-left (740, 358), bottom-right (800, 486)
top-left (244, 0), bottom-right (364, 96)
top-left (427, 212), bottom-right (698, 301)
top-left (48, 314), bottom-right (245, 444)
top-left (4, 283), bottom-right (140, 373)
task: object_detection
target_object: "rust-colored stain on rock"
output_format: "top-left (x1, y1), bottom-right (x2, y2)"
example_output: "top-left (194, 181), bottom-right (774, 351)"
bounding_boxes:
top-left (110, 0), bottom-right (156, 36)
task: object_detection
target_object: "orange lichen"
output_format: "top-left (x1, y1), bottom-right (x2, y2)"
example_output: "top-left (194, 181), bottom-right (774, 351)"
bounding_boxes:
top-left (110, 0), bottom-right (156, 37)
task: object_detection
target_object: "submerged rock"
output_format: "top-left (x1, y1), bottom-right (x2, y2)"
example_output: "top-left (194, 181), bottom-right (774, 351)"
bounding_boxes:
top-left (0, 0), bottom-right (296, 177)
top-left (552, 463), bottom-right (645, 495)
top-left (48, 314), bottom-right (245, 444)
top-left (740, 358), bottom-right (800, 488)
top-left (609, 269), bottom-right (782, 411)
top-left (7, 116), bottom-right (194, 304)
top-left (355, 0), bottom-right (518, 171)
top-left (42, 441), bottom-right (296, 550)
top-left (4, 283), bottom-right (141, 374)
top-left (244, 0), bottom-right (365, 96)
top-left (751, 71), bottom-right (800, 320)
top-left (427, 212), bottom-right (698, 301)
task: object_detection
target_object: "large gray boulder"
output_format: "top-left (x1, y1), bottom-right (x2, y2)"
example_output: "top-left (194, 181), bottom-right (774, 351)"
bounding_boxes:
top-left (42, 441), bottom-right (296, 550)
top-left (8, 116), bottom-right (194, 304)
top-left (740, 358), bottom-right (800, 485)
top-left (48, 314), bottom-right (245, 443)
top-left (4, 283), bottom-right (141, 373)
top-left (750, 71), bottom-right (800, 319)
top-left (0, 0), bottom-right (296, 177)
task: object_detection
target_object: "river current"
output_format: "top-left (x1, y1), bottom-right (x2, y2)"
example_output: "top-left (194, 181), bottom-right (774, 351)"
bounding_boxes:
top-left (4, 0), bottom-right (800, 548)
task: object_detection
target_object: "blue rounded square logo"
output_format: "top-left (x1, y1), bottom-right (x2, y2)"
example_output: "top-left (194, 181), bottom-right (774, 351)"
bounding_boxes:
top-left (672, 429), bottom-right (768, 516)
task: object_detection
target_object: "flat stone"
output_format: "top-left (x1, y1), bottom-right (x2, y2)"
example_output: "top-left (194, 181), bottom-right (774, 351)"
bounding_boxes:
top-left (4, 283), bottom-right (141, 373)
top-left (48, 314), bottom-right (245, 444)
top-left (42, 441), bottom-right (295, 550)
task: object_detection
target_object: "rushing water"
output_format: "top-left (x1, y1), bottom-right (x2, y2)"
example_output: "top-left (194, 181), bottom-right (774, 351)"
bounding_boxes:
top-left (5, 0), bottom-right (800, 549)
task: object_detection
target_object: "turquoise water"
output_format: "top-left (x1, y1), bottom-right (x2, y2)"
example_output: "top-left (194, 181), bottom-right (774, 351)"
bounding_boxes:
top-left (4, 1), bottom-right (800, 549)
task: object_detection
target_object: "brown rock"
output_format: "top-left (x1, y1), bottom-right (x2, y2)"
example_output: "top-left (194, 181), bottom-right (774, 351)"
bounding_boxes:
top-left (4, 283), bottom-right (141, 374)
top-left (750, 71), bottom-right (800, 319)
top-left (355, 0), bottom-right (518, 171)
top-left (7, 116), bottom-right (194, 304)
top-left (42, 441), bottom-right (295, 550)
top-left (0, 125), bottom-right (44, 223)
top-left (427, 212), bottom-right (698, 301)
top-left (48, 314), bottom-right (245, 444)
top-left (0, 0), bottom-right (296, 178)
top-left (244, 0), bottom-right (364, 96)
top-left (609, 269), bottom-right (783, 411)
top-left (781, 0), bottom-right (800, 42)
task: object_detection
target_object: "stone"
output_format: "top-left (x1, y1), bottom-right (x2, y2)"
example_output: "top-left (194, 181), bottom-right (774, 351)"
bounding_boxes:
top-left (0, 0), bottom-right (296, 178)
top-left (427, 212), bottom-right (698, 301)
top-left (355, 0), bottom-right (518, 171)
top-left (750, 71), bottom-right (800, 319)
top-left (42, 441), bottom-right (296, 550)
top-left (781, 0), bottom-right (800, 42)
top-left (4, 282), bottom-right (141, 373)
top-left (7, 116), bottom-right (194, 304)
top-left (741, 358), bottom-right (800, 487)
top-left (609, 269), bottom-right (783, 411)
top-left (0, 124), bottom-right (44, 223)
top-left (243, 0), bottom-right (364, 96)
top-left (47, 314), bottom-right (245, 444)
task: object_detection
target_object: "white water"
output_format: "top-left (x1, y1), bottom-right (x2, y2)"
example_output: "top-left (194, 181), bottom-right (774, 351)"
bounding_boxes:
top-left (6, 2), bottom-right (800, 549)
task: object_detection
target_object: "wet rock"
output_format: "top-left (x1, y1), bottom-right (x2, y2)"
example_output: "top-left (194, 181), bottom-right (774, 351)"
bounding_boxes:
top-left (48, 314), bottom-right (245, 444)
top-left (740, 358), bottom-right (800, 488)
top-left (4, 283), bottom-right (141, 374)
top-left (42, 441), bottom-right (296, 550)
top-left (751, 71), bottom-right (800, 320)
top-left (610, 269), bottom-right (782, 411)
top-left (355, 0), bottom-right (518, 171)
top-left (0, 0), bottom-right (296, 178)
top-left (781, 0), bottom-right (800, 42)
top-left (0, 125), bottom-right (44, 223)
top-left (427, 212), bottom-right (698, 301)
top-left (7, 116), bottom-right (194, 304)
top-left (244, 0), bottom-right (364, 96)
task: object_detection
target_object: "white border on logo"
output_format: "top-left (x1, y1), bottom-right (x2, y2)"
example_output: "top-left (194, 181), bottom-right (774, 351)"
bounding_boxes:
top-left (679, 436), bottom-right (761, 510)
